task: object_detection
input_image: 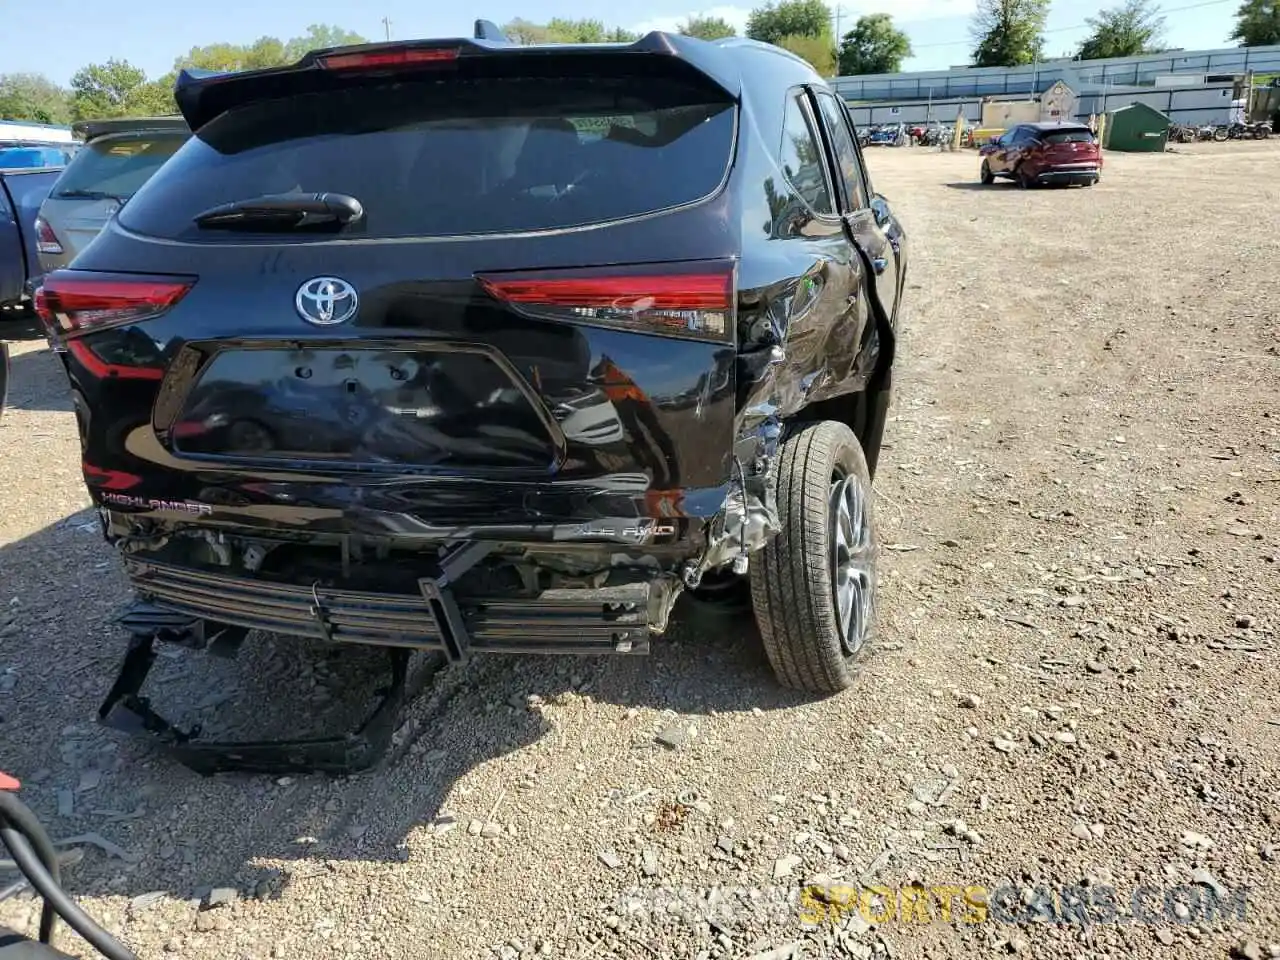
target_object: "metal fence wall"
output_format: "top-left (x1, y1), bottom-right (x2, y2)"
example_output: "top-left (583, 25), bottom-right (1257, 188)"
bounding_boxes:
top-left (845, 83), bottom-right (1239, 127)
top-left (832, 44), bottom-right (1280, 102)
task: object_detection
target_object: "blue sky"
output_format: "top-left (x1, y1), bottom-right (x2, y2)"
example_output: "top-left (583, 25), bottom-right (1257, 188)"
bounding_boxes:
top-left (6, 0), bottom-right (1243, 85)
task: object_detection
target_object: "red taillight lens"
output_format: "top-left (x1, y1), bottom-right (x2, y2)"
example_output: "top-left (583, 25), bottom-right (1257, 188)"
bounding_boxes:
top-left (34, 217), bottom-right (63, 256)
top-left (319, 47), bottom-right (459, 70)
top-left (82, 462), bottom-right (142, 490)
top-left (479, 263), bottom-right (735, 342)
top-left (36, 271), bottom-right (194, 338)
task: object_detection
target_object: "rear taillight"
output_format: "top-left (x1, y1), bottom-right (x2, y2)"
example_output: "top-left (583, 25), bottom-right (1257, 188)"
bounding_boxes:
top-left (36, 271), bottom-right (194, 338)
top-left (34, 217), bottom-right (63, 255)
top-left (319, 47), bottom-right (459, 70)
top-left (479, 263), bottom-right (735, 343)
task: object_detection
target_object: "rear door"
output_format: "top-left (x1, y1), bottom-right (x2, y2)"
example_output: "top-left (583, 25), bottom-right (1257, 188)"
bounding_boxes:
top-left (809, 88), bottom-right (902, 328)
top-left (770, 89), bottom-right (871, 403)
top-left (0, 179), bottom-right (22, 303)
top-left (990, 127), bottom-right (1019, 173)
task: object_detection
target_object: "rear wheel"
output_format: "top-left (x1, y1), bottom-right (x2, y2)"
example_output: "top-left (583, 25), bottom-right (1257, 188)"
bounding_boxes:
top-left (980, 160), bottom-right (994, 185)
top-left (750, 421), bottom-right (877, 693)
top-left (1016, 164), bottom-right (1035, 189)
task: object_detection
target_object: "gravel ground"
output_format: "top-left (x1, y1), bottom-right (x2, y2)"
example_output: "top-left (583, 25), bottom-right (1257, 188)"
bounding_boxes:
top-left (2, 140), bottom-right (1278, 960)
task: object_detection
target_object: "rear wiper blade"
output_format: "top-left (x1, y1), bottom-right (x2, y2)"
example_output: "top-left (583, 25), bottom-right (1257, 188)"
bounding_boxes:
top-left (193, 192), bottom-right (364, 231)
top-left (54, 189), bottom-right (124, 201)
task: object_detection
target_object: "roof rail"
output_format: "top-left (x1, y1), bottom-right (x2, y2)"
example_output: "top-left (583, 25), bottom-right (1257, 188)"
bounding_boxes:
top-left (474, 19), bottom-right (510, 43)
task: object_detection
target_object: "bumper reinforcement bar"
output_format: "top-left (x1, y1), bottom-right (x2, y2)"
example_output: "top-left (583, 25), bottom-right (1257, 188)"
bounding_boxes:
top-left (97, 634), bottom-right (410, 776)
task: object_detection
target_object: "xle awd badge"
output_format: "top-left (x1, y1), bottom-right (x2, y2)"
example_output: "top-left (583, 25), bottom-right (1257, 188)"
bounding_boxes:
top-left (295, 277), bottom-right (359, 326)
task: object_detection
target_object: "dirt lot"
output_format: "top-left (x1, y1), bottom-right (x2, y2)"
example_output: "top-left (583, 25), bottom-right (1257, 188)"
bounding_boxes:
top-left (2, 141), bottom-right (1278, 960)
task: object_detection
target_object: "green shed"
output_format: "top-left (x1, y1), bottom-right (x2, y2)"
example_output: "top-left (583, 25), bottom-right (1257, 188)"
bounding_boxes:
top-left (1103, 101), bottom-right (1172, 152)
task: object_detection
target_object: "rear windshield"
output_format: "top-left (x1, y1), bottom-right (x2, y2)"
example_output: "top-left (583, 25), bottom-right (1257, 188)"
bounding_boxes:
top-left (1040, 129), bottom-right (1094, 144)
top-left (119, 74), bottom-right (736, 241)
top-left (53, 133), bottom-right (187, 200)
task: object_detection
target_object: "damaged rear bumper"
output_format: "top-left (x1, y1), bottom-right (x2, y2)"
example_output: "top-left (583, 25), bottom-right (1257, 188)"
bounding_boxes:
top-left (121, 553), bottom-right (668, 658)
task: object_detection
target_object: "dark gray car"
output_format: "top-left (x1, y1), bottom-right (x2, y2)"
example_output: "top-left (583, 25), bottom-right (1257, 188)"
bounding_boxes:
top-left (36, 117), bottom-right (188, 273)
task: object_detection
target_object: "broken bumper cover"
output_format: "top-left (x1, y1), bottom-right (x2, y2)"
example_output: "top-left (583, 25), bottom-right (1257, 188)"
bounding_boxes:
top-left (102, 546), bottom-right (677, 775)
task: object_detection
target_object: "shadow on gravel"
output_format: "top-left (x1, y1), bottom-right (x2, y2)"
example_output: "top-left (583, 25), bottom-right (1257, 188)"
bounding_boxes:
top-left (0, 336), bottom-right (73, 414)
top-left (0, 511), bottom-right (801, 905)
top-left (942, 180), bottom-right (1004, 191)
top-left (0, 307), bottom-right (46, 342)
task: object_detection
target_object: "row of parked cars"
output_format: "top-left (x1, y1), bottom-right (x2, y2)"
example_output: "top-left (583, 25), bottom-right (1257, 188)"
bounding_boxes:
top-left (0, 117), bottom-right (190, 311)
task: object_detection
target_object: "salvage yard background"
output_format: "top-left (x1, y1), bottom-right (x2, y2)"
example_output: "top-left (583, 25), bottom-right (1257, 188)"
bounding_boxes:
top-left (2, 141), bottom-right (1278, 960)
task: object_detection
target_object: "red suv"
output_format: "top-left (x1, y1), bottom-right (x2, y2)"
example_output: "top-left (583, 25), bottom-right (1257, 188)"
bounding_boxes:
top-left (979, 121), bottom-right (1101, 188)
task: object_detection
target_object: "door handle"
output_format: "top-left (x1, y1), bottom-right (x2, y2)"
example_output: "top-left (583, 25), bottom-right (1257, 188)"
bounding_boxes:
top-left (871, 257), bottom-right (888, 275)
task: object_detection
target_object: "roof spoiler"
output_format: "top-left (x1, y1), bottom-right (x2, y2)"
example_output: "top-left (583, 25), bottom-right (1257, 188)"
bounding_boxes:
top-left (173, 31), bottom-right (739, 131)
top-left (71, 116), bottom-right (190, 142)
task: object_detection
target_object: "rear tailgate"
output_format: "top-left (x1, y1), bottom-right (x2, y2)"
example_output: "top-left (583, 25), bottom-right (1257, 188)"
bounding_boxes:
top-left (1041, 127), bottom-right (1099, 165)
top-left (40, 128), bottom-right (188, 263)
top-left (52, 41), bottom-right (743, 541)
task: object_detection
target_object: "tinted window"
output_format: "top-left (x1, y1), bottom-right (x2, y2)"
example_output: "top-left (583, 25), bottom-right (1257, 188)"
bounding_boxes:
top-left (813, 91), bottom-right (868, 210)
top-left (53, 133), bottom-right (186, 200)
top-left (1041, 128), bottom-right (1095, 144)
top-left (779, 95), bottom-right (833, 216)
top-left (120, 76), bottom-right (735, 240)
top-left (0, 146), bottom-right (68, 169)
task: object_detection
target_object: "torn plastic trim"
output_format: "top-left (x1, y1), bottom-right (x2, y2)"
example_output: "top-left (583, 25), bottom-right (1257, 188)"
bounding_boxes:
top-left (683, 349), bottom-right (785, 589)
top-left (97, 633), bottom-right (411, 776)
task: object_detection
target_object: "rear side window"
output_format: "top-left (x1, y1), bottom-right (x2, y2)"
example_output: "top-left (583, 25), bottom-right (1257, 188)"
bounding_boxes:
top-left (779, 94), bottom-right (833, 216)
top-left (120, 75), bottom-right (736, 240)
top-left (813, 91), bottom-right (868, 210)
top-left (53, 134), bottom-right (187, 200)
top-left (1041, 129), bottom-right (1095, 145)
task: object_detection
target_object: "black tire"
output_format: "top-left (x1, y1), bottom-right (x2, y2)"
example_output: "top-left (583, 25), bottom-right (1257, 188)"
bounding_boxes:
top-left (750, 421), bottom-right (878, 693)
top-left (1016, 164), bottom-right (1035, 189)
top-left (980, 160), bottom-right (994, 185)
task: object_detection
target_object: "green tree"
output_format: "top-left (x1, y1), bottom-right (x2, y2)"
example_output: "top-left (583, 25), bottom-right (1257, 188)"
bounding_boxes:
top-left (778, 31), bottom-right (837, 74)
top-left (0, 73), bottom-right (71, 124)
top-left (500, 18), bottom-right (636, 43)
top-left (69, 59), bottom-right (149, 120)
top-left (1077, 0), bottom-right (1165, 58)
top-left (971, 0), bottom-right (1050, 66)
top-left (126, 76), bottom-right (178, 117)
top-left (283, 23), bottom-right (368, 59)
top-left (174, 24), bottom-right (365, 74)
top-left (502, 18), bottom-right (556, 43)
top-left (1231, 0), bottom-right (1280, 45)
top-left (746, 0), bottom-right (832, 45)
top-left (679, 15), bottom-right (739, 39)
top-left (838, 14), bottom-right (913, 74)
top-left (175, 37), bottom-right (287, 73)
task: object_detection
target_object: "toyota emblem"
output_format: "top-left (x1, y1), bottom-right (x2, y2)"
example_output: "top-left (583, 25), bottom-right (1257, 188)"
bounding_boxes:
top-left (295, 277), bottom-right (359, 326)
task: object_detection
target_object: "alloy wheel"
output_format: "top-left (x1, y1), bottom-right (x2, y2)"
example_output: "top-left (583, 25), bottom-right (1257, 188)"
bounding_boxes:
top-left (829, 468), bottom-right (876, 656)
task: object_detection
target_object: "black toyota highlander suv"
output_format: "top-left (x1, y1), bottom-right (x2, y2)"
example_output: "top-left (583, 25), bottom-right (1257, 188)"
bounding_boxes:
top-left (37, 24), bottom-right (906, 770)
